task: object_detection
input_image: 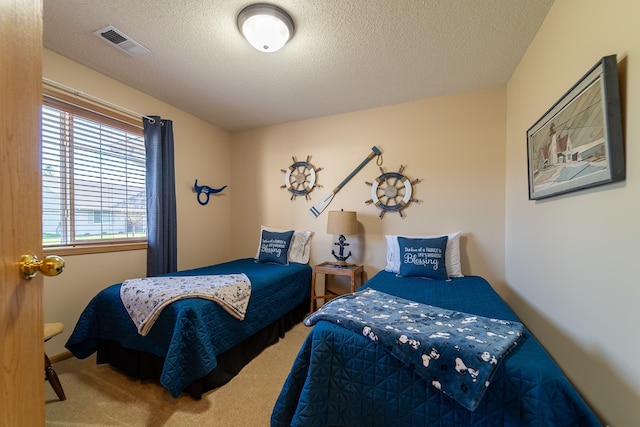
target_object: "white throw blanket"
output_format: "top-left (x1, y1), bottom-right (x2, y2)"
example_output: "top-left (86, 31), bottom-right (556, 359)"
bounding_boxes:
top-left (120, 274), bottom-right (252, 336)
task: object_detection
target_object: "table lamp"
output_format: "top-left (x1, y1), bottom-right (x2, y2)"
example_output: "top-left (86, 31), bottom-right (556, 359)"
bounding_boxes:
top-left (327, 210), bottom-right (358, 266)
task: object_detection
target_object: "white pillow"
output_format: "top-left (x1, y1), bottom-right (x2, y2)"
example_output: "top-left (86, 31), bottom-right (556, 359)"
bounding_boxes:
top-left (385, 231), bottom-right (463, 278)
top-left (255, 225), bottom-right (312, 264)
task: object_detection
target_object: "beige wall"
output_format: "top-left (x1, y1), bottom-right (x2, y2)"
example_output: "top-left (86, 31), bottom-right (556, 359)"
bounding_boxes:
top-left (230, 87), bottom-right (507, 287)
top-left (42, 50), bottom-right (232, 355)
top-left (506, 0), bottom-right (640, 425)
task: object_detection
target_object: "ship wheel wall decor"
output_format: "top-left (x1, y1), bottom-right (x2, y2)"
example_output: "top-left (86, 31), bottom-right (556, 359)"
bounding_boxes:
top-left (365, 165), bottom-right (421, 218)
top-left (281, 155), bottom-right (323, 200)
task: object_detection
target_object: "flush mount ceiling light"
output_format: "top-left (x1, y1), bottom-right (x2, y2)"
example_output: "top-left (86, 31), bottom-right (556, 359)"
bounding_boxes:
top-left (237, 3), bottom-right (295, 53)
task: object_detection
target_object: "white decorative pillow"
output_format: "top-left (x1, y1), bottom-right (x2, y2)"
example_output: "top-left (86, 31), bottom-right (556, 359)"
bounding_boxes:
top-left (385, 231), bottom-right (463, 278)
top-left (255, 225), bottom-right (312, 264)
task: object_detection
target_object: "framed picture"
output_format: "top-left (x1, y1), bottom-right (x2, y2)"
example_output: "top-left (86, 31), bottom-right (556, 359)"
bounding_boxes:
top-left (527, 55), bottom-right (625, 200)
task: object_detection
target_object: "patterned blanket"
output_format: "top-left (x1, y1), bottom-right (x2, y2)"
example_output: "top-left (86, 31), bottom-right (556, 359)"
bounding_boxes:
top-left (121, 274), bottom-right (251, 336)
top-left (304, 288), bottom-right (523, 411)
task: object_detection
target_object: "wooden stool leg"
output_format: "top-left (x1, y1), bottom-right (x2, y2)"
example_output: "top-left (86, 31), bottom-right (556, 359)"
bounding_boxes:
top-left (310, 269), bottom-right (317, 313)
top-left (45, 353), bottom-right (66, 401)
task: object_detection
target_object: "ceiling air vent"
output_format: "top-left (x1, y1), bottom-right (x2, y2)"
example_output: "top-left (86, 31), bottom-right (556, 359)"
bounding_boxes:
top-left (93, 25), bottom-right (150, 57)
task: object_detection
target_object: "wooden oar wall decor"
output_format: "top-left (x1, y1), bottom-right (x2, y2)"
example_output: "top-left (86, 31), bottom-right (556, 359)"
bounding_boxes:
top-left (310, 146), bottom-right (382, 217)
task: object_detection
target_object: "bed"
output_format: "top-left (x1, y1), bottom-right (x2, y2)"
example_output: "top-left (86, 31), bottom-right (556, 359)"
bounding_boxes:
top-left (66, 257), bottom-right (312, 398)
top-left (271, 271), bottom-right (601, 426)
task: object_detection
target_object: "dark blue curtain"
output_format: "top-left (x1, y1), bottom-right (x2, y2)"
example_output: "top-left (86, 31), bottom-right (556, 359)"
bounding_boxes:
top-left (144, 116), bottom-right (177, 276)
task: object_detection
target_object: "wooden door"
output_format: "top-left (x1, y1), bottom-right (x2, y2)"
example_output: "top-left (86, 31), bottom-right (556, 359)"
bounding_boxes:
top-left (0, 0), bottom-right (45, 425)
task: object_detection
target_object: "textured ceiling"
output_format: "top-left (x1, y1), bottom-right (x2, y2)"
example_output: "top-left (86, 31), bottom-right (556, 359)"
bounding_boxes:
top-left (44, 0), bottom-right (554, 132)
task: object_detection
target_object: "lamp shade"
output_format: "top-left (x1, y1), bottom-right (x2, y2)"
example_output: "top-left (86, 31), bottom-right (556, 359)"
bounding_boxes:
top-left (237, 3), bottom-right (295, 53)
top-left (327, 210), bottom-right (358, 235)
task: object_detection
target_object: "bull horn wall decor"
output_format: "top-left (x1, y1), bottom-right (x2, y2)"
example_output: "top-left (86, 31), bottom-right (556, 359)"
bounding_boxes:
top-left (193, 179), bottom-right (227, 206)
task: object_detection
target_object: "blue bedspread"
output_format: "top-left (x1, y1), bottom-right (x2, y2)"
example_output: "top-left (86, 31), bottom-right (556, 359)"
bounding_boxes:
top-left (304, 289), bottom-right (523, 411)
top-left (66, 258), bottom-right (311, 397)
top-left (272, 272), bottom-right (600, 426)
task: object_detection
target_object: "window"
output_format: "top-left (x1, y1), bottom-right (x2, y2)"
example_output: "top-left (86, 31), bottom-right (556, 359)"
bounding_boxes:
top-left (42, 92), bottom-right (147, 253)
top-left (92, 210), bottom-right (112, 224)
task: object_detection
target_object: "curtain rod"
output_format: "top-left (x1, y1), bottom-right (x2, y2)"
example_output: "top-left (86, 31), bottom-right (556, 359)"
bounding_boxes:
top-left (42, 78), bottom-right (155, 124)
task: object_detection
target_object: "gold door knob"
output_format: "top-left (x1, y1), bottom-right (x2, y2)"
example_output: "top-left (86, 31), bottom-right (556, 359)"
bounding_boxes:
top-left (19, 253), bottom-right (65, 280)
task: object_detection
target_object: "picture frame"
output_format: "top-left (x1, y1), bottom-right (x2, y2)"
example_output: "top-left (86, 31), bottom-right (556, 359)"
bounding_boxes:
top-left (527, 55), bottom-right (625, 200)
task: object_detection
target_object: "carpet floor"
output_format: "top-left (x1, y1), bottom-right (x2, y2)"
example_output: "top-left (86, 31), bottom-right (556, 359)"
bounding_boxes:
top-left (45, 322), bottom-right (310, 426)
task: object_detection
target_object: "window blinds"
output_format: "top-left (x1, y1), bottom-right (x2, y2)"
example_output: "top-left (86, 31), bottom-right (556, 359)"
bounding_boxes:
top-left (42, 97), bottom-right (147, 247)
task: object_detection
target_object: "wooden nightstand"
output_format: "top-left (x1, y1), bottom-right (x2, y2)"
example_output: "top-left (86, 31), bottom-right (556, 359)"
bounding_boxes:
top-left (310, 262), bottom-right (365, 313)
